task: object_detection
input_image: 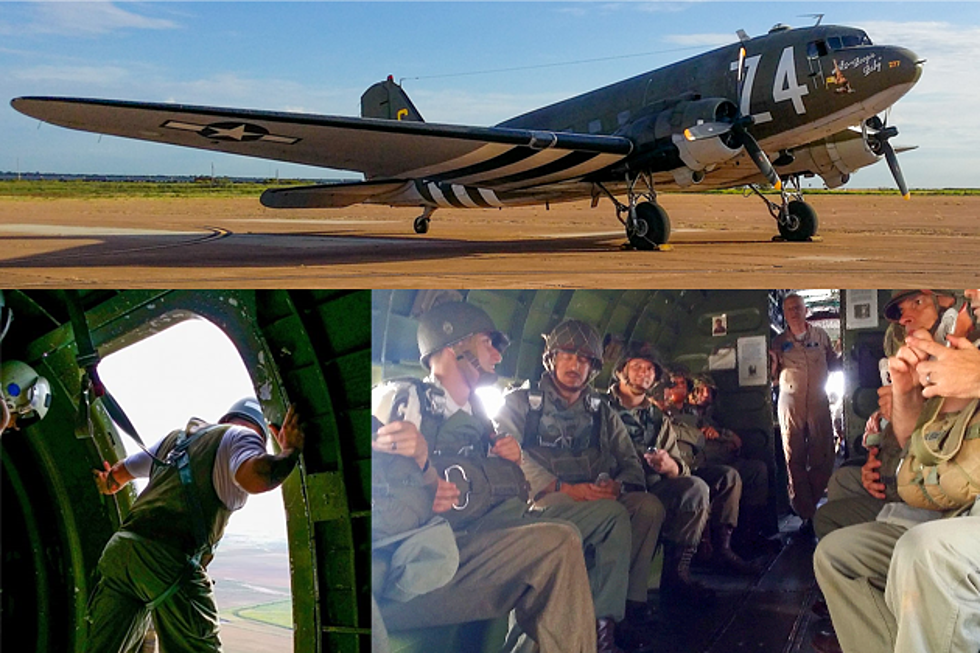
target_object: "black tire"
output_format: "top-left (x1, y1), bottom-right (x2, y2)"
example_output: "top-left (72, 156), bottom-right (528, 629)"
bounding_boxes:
top-left (627, 202), bottom-right (671, 250)
top-left (413, 216), bottom-right (430, 234)
top-left (778, 200), bottom-right (818, 241)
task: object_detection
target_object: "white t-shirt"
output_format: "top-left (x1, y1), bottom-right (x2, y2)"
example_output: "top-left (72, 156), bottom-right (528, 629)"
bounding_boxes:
top-left (122, 422), bottom-right (268, 511)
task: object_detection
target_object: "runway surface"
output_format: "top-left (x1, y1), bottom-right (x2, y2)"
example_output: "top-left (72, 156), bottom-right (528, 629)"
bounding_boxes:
top-left (1, 193), bottom-right (976, 287)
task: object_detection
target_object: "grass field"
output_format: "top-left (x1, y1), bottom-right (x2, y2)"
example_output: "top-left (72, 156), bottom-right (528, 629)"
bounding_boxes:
top-left (0, 179), bottom-right (976, 199)
top-left (233, 599), bottom-right (294, 630)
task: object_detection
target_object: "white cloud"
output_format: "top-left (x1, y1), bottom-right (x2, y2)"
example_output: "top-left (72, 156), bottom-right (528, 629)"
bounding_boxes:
top-left (12, 64), bottom-right (131, 87)
top-left (29, 1), bottom-right (178, 35)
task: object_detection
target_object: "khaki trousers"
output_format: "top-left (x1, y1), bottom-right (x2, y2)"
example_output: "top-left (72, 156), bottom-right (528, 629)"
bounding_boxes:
top-left (647, 475), bottom-right (709, 548)
top-left (778, 395), bottom-right (834, 520)
top-left (379, 521), bottom-right (596, 653)
top-left (618, 491), bottom-right (666, 603)
top-left (814, 466), bottom-right (887, 539)
top-left (694, 464), bottom-right (742, 529)
top-left (814, 517), bottom-right (980, 653)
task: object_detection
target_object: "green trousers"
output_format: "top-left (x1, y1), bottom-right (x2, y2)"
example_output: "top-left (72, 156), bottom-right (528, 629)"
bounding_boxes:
top-left (814, 516), bottom-right (980, 653)
top-left (379, 521), bottom-right (596, 653)
top-left (84, 531), bottom-right (220, 653)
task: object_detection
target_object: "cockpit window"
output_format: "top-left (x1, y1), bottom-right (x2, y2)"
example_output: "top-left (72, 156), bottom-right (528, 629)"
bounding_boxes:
top-left (827, 32), bottom-right (873, 51)
top-left (807, 40), bottom-right (829, 58)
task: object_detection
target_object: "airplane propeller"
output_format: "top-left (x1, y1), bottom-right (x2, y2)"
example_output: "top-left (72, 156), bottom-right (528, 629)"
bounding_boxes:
top-left (863, 115), bottom-right (910, 199)
top-left (683, 46), bottom-right (782, 190)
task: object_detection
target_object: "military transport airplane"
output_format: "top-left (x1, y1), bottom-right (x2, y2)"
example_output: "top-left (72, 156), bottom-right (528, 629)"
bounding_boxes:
top-left (12, 22), bottom-right (922, 250)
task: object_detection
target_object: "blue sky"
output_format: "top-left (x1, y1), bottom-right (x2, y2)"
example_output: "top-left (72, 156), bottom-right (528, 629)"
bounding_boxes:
top-left (3, 1), bottom-right (979, 187)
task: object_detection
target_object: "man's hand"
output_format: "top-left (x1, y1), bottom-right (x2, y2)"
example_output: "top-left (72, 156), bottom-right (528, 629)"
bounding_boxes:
top-left (861, 447), bottom-right (887, 500)
top-left (235, 405), bottom-right (304, 494)
top-left (907, 334), bottom-right (980, 400)
top-left (560, 481), bottom-right (619, 502)
top-left (727, 432), bottom-right (742, 452)
top-left (432, 478), bottom-right (461, 513)
top-left (491, 435), bottom-right (522, 464)
top-left (877, 385), bottom-right (893, 422)
top-left (644, 450), bottom-right (679, 478)
top-left (92, 460), bottom-right (133, 495)
top-left (373, 420), bottom-right (429, 470)
top-left (701, 426), bottom-right (720, 441)
top-left (271, 404), bottom-right (304, 455)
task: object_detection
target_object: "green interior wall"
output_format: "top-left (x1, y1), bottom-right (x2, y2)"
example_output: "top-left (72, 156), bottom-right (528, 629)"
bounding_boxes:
top-left (1, 290), bottom-right (371, 653)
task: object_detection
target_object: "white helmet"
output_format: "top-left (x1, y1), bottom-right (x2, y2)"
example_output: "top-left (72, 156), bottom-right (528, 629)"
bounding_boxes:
top-left (2, 360), bottom-right (52, 421)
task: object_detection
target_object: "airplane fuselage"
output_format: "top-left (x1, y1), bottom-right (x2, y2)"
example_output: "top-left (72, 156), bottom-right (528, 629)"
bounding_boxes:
top-left (496, 24), bottom-right (921, 191)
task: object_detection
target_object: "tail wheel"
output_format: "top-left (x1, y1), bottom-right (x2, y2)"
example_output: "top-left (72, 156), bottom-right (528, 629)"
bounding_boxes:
top-left (778, 200), bottom-right (818, 241)
top-left (627, 202), bottom-right (671, 250)
top-left (413, 216), bottom-right (430, 234)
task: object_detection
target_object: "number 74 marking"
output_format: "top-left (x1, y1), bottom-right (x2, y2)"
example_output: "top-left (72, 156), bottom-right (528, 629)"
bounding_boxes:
top-left (730, 46), bottom-right (809, 125)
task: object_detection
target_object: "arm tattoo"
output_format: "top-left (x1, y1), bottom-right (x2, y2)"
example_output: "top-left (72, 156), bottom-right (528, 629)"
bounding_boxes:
top-left (255, 450), bottom-right (301, 489)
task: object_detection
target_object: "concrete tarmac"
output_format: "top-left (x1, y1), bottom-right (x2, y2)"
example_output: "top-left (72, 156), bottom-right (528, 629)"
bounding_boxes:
top-left (1, 193), bottom-right (976, 287)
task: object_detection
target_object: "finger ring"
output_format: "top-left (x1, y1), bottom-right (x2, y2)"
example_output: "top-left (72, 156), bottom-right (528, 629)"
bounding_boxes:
top-left (390, 441), bottom-right (397, 451)
top-left (926, 372), bottom-right (933, 385)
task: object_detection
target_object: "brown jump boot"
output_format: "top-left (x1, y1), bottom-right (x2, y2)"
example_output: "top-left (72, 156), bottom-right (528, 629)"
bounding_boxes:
top-left (713, 524), bottom-right (763, 575)
top-left (660, 543), bottom-right (716, 605)
top-left (596, 618), bottom-right (625, 653)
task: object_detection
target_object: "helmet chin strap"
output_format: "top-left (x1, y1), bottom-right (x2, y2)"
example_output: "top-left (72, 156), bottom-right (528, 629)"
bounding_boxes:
top-left (456, 347), bottom-right (498, 388)
top-left (619, 371), bottom-right (649, 396)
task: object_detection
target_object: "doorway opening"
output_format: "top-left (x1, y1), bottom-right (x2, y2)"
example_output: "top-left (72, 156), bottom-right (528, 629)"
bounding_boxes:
top-left (99, 317), bottom-right (292, 653)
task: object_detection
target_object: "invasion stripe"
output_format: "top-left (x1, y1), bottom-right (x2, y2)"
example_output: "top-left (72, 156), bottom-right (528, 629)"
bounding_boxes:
top-left (435, 184), bottom-right (467, 209)
top-left (465, 187), bottom-right (493, 208)
top-left (451, 185), bottom-right (480, 208)
top-left (488, 151), bottom-right (601, 187)
top-left (427, 147), bottom-right (539, 183)
top-left (477, 188), bottom-right (503, 207)
top-left (400, 143), bottom-right (513, 179)
top-left (444, 148), bottom-right (570, 186)
top-left (415, 180), bottom-right (436, 205)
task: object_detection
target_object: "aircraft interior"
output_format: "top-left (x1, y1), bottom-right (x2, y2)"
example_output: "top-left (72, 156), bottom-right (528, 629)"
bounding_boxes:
top-left (1, 290), bottom-right (372, 653)
top-left (371, 289), bottom-right (895, 653)
top-left (0, 288), bottom-right (951, 653)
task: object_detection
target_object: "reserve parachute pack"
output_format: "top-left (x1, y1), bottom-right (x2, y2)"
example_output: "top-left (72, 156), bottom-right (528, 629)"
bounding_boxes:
top-left (376, 377), bottom-right (528, 532)
top-left (520, 384), bottom-right (610, 485)
top-left (896, 397), bottom-right (980, 512)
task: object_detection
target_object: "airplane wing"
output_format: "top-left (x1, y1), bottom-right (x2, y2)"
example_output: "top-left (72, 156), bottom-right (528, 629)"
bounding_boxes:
top-left (11, 97), bottom-right (633, 181)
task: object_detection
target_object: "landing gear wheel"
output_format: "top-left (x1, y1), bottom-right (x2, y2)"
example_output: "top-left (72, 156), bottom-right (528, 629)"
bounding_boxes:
top-left (413, 216), bottom-right (430, 234)
top-left (627, 202), bottom-right (671, 250)
top-left (778, 200), bottom-right (818, 241)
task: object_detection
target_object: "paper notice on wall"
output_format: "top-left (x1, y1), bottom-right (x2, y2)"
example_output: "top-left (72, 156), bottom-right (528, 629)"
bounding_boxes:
top-left (847, 290), bottom-right (879, 330)
top-left (738, 335), bottom-right (768, 386)
top-left (708, 347), bottom-right (736, 370)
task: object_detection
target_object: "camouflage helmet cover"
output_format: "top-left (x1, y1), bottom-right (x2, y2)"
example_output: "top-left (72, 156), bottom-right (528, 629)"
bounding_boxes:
top-left (542, 319), bottom-right (603, 379)
top-left (614, 340), bottom-right (663, 380)
top-left (417, 301), bottom-right (509, 369)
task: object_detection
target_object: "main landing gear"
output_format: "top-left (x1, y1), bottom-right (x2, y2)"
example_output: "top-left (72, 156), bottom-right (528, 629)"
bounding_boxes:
top-left (748, 175), bottom-right (819, 242)
top-left (597, 173), bottom-right (671, 251)
top-left (413, 206), bottom-right (436, 234)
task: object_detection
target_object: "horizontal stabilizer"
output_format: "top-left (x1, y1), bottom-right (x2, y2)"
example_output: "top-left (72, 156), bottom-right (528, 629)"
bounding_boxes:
top-left (260, 179), bottom-right (408, 209)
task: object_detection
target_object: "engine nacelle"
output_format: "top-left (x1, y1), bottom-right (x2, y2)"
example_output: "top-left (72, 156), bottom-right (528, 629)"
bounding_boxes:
top-left (658, 98), bottom-right (741, 171)
top-left (791, 131), bottom-right (880, 189)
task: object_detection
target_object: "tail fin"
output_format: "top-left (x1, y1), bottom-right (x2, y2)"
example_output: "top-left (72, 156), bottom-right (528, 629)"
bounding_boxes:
top-left (360, 76), bottom-right (425, 122)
